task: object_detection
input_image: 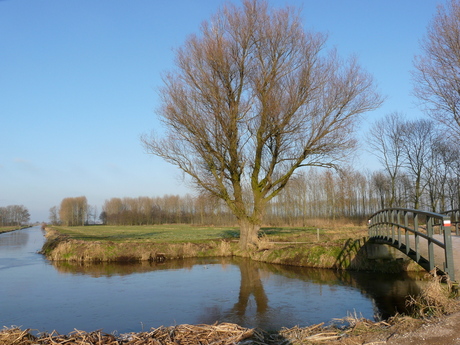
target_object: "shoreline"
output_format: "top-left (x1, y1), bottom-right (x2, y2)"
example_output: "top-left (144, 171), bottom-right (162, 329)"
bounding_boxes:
top-left (3, 310), bottom-right (460, 345)
top-left (0, 225), bottom-right (32, 234)
top-left (40, 227), bottom-right (423, 274)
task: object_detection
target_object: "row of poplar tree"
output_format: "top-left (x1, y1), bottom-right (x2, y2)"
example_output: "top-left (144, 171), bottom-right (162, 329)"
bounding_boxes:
top-left (51, 141), bottom-right (460, 227)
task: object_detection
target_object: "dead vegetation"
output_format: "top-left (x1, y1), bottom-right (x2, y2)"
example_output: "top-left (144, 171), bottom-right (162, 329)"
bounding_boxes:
top-left (0, 323), bottom-right (253, 345)
top-left (406, 275), bottom-right (459, 318)
top-left (0, 317), bottom-right (424, 345)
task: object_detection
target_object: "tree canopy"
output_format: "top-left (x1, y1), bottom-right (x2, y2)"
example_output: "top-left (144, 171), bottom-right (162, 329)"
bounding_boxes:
top-left (142, 0), bottom-right (382, 249)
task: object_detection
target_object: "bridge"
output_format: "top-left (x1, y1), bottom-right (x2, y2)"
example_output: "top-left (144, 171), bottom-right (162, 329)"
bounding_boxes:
top-left (368, 208), bottom-right (460, 282)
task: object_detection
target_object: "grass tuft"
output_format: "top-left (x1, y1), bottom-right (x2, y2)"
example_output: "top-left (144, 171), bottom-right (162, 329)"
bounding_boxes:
top-left (406, 275), bottom-right (459, 318)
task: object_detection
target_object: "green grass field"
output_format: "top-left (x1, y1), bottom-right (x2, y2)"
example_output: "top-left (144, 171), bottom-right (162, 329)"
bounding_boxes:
top-left (51, 224), bottom-right (365, 243)
top-left (53, 224), bottom-right (241, 242)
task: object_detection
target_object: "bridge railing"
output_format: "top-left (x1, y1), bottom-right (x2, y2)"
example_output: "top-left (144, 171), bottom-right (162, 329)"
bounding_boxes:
top-left (368, 208), bottom-right (455, 281)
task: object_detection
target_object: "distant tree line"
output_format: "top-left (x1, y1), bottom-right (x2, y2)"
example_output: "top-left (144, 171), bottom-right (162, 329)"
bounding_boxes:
top-left (50, 150), bottom-right (460, 226)
top-left (0, 205), bottom-right (30, 227)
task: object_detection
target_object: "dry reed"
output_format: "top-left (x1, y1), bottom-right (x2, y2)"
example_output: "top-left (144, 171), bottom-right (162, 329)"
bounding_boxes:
top-left (406, 275), bottom-right (459, 318)
top-left (0, 323), bottom-right (253, 345)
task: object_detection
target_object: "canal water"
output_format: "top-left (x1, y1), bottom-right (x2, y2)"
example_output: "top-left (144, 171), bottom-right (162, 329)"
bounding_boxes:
top-left (0, 226), bottom-right (424, 334)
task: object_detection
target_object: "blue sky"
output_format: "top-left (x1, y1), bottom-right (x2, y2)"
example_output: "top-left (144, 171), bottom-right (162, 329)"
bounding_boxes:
top-left (1, 0), bottom-right (442, 222)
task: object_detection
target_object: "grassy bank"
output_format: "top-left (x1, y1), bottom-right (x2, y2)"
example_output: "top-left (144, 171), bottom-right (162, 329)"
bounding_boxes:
top-left (0, 225), bottom-right (30, 234)
top-left (41, 224), bottom-right (421, 273)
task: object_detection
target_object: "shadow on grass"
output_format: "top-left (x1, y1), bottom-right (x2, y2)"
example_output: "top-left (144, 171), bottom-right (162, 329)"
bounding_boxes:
top-left (218, 229), bottom-right (240, 239)
top-left (260, 227), bottom-right (312, 235)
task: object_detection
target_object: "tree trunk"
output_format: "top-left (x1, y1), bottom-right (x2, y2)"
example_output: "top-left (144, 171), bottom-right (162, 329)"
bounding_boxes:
top-left (239, 220), bottom-right (260, 251)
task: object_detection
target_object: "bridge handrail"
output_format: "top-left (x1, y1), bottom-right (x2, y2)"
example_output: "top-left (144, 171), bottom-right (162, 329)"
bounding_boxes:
top-left (370, 207), bottom-right (449, 222)
top-left (376, 223), bottom-right (446, 248)
top-left (368, 208), bottom-right (455, 281)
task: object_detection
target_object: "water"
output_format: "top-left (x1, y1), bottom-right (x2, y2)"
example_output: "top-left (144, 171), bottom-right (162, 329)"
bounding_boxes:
top-left (0, 227), bottom-right (424, 334)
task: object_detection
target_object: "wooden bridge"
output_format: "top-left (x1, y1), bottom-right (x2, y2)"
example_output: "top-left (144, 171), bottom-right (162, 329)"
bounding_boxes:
top-left (368, 208), bottom-right (460, 282)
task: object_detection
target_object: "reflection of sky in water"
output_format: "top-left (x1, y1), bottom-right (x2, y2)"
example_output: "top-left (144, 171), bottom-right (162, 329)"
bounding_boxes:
top-left (0, 227), bottom-right (421, 334)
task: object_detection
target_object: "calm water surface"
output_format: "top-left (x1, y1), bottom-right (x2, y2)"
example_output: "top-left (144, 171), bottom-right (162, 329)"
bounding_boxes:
top-left (0, 227), bottom-right (424, 334)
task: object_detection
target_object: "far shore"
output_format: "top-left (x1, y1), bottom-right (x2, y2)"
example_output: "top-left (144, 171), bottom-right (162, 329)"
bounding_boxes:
top-left (40, 224), bottom-right (424, 274)
top-left (0, 225), bottom-right (32, 234)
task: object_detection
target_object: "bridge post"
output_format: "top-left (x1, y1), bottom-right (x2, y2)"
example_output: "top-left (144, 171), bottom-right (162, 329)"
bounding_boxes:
top-left (383, 210), bottom-right (390, 238)
top-left (414, 212), bottom-right (420, 263)
top-left (456, 210), bottom-right (459, 236)
top-left (427, 216), bottom-right (435, 272)
top-left (404, 210), bottom-right (410, 256)
top-left (396, 210), bottom-right (401, 249)
top-left (443, 215), bottom-right (455, 281)
top-left (391, 209), bottom-right (396, 245)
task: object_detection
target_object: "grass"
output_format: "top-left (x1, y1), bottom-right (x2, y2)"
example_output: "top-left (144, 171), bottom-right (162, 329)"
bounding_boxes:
top-left (43, 223), bottom-right (374, 268)
top-left (52, 224), bottom-right (241, 243)
top-left (0, 225), bottom-right (27, 234)
top-left (52, 223), bottom-right (367, 243)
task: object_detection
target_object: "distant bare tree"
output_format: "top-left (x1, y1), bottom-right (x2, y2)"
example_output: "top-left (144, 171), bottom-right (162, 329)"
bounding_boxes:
top-left (0, 205), bottom-right (30, 226)
top-left (142, 0), bottom-right (382, 249)
top-left (49, 206), bottom-right (59, 225)
top-left (413, 0), bottom-right (460, 138)
top-left (400, 119), bottom-right (439, 209)
top-left (367, 113), bottom-right (405, 207)
top-left (371, 171), bottom-right (390, 210)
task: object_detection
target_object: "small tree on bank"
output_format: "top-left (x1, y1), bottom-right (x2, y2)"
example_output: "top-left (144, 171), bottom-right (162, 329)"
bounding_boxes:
top-left (142, 0), bottom-right (382, 250)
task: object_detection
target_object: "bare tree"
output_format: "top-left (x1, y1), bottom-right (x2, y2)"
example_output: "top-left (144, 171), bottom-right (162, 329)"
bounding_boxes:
top-left (49, 206), bottom-right (60, 225)
top-left (413, 0), bottom-right (460, 138)
top-left (0, 205), bottom-right (30, 227)
top-left (367, 112), bottom-right (405, 207)
top-left (142, 0), bottom-right (382, 249)
top-left (400, 119), bottom-right (438, 209)
top-left (371, 171), bottom-right (390, 210)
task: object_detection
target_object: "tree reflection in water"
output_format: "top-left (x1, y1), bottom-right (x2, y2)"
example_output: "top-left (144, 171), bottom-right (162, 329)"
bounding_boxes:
top-left (232, 259), bottom-right (268, 316)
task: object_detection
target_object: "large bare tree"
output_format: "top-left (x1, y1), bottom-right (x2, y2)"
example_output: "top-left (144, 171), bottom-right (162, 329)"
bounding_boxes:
top-left (142, 0), bottom-right (382, 249)
top-left (413, 0), bottom-right (460, 138)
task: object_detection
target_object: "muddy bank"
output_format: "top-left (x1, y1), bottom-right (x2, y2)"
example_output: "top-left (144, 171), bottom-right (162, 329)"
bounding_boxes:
top-left (41, 228), bottom-right (422, 273)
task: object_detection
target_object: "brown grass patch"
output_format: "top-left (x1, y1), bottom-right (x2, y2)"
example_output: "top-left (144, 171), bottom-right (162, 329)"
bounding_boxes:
top-left (406, 275), bottom-right (460, 318)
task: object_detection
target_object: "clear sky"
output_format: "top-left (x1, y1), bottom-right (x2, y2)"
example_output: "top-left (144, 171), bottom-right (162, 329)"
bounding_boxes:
top-left (1, 0), bottom-right (443, 222)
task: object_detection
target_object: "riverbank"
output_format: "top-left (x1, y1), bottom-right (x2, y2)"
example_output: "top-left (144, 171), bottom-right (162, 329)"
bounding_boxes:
top-left (41, 225), bottom-right (422, 273)
top-left (0, 225), bottom-right (30, 234)
top-left (3, 309), bottom-right (460, 345)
